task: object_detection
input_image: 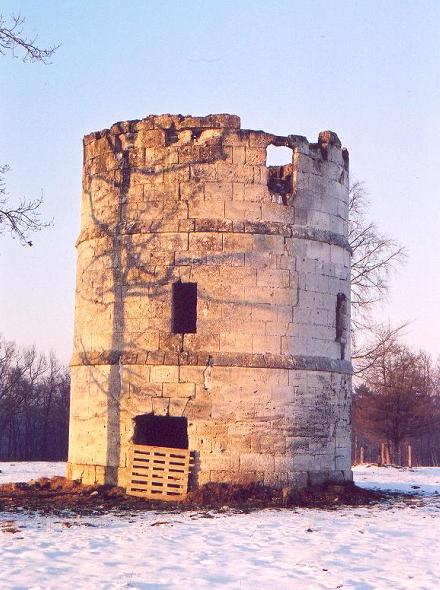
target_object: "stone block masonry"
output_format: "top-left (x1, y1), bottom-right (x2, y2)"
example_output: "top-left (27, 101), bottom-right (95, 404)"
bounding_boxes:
top-left (67, 113), bottom-right (352, 490)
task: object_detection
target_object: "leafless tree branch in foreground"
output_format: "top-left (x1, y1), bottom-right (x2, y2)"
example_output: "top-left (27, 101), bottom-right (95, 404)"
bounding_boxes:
top-left (0, 13), bottom-right (58, 245)
top-left (0, 164), bottom-right (52, 246)
top-left (0, 12), bottom-right (59, 63)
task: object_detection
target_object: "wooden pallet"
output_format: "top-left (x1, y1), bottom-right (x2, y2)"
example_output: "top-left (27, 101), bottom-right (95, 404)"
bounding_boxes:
top-left (127, 444), bottom-right (192, 502)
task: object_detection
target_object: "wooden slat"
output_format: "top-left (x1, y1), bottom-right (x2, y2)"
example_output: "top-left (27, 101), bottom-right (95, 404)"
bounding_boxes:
top-left (126, 443), bottom-right (192, 501)
top-left (130, 474), bottom-right (186, 484)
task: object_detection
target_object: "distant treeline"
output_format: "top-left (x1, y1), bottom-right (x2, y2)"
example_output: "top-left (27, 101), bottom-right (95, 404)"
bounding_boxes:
top-left (352, 338), bottom-right (440, 467)
top-left (0, 337), bottom-right (70, 461)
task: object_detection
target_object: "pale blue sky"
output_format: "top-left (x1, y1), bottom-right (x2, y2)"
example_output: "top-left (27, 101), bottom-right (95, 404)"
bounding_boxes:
top-left (1, 0), bottom-right (439, 363)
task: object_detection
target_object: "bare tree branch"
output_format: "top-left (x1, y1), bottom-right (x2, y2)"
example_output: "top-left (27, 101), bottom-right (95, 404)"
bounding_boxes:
top-left (349, 181), bottom-right (408, 317)
top-left (0, 13), bottom-right (58, 246)
top-left (352, 322), bottom-right (410, 375)
top-left (0, 164), bottom-right (52, 246)
top-left (349, 181), bottom-right (408, 373)
top-left (0, 13), bottom-right (59, 63)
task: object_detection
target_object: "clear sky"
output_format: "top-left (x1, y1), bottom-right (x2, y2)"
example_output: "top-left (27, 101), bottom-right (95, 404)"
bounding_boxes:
top-left (1, 0), bottom-right (439, 364)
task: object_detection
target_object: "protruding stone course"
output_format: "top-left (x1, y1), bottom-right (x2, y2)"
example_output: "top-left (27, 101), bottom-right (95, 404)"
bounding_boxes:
top-left (68, 113), bottom-right (352, 491)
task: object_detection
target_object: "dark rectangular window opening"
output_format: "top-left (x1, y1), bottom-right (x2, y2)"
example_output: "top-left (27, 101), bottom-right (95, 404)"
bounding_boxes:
top-left (133, 414), bottom-right (188, 449)
top-left (336, 292), bottom-right (348, 360)
top-left (172, 281), bottom-right (197, 334)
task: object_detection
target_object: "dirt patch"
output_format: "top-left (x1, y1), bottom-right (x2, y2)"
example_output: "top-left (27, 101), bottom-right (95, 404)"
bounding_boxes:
top-left (187, 480), bottom-right (386, 509)
top-left (0, 476), bottom-right (390, 516)
top-left (0, 519), bottom-right (22, 534)
top-left (0, 477), bottom-right (167, 516)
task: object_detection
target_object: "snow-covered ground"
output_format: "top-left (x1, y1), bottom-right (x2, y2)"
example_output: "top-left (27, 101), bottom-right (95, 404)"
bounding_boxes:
top-left (353, 463), bottom-right (440, 495)
top-left (0, 462), bottom-right (439, 590)
top-left (0, 461), bottom-right (65, 484)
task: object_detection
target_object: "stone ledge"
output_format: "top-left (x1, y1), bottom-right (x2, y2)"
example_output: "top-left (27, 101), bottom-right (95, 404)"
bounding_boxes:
top-left (76, 220), bottom-right (293, 245)
top-left (70, 350), bottom-right (352, 374)
top-left (76, 223), bottom-right (352, 252)
top-left (291, 226), bottom-right (352, 253)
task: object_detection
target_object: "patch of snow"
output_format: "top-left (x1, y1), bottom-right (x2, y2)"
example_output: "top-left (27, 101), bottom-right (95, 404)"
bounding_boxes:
top-left (354, 464), bottom-right (440, 495)
top-left (0, 461), bottom-right (65, 484)
top-left (0, 463), bottom-right (439, 589)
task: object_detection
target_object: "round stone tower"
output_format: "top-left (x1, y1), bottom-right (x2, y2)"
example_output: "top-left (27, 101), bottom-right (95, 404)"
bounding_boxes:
top-left (68, 114), bottom-right (352, 490)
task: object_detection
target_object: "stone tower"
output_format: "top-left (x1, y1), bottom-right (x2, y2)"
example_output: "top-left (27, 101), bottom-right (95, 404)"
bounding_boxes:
top-left (68, 114), bottom-right (352, 490)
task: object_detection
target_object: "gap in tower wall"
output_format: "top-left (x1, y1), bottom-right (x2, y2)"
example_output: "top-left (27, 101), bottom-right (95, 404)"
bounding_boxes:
top-left (266, 145), bottom-right (293, 205)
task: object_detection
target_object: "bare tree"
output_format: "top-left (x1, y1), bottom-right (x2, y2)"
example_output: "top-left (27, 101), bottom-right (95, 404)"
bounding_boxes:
top-left (0, 336), bottom-right (70, 460)
top-left (349, 181), bottom-right (407, 327)
top-left (352, 336), bottom-right (440, 465)
top-left (348, 187), bottom-right (440, 463)
top-left (0, 12), bottom-right (59, 63)
top-left (1, 13), bottom-right (58, 245)
top-left (348, 182), bottom-right (408, 372)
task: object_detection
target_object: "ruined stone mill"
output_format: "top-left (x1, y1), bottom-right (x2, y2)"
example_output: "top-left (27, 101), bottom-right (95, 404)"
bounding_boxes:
top-left (67, 114), bottom-right (352, 500)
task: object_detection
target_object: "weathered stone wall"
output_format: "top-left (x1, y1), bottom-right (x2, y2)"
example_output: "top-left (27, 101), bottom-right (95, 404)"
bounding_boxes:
top-left (67, 114), bottom-right (352, 489)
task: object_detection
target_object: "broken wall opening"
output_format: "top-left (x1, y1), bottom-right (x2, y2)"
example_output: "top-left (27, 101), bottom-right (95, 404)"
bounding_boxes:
top-left (133, 414), bottom-right (189, 449)
top-left (266, 145), bottom-right (293, 204)
top-left (165, 124), bottom-right (179, 146)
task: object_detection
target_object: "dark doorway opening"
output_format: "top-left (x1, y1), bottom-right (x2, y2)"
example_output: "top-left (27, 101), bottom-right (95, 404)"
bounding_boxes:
top-left (172, 281), bottom-right (197, 333)
top-left (133, 414), bottom-right (189, 449)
